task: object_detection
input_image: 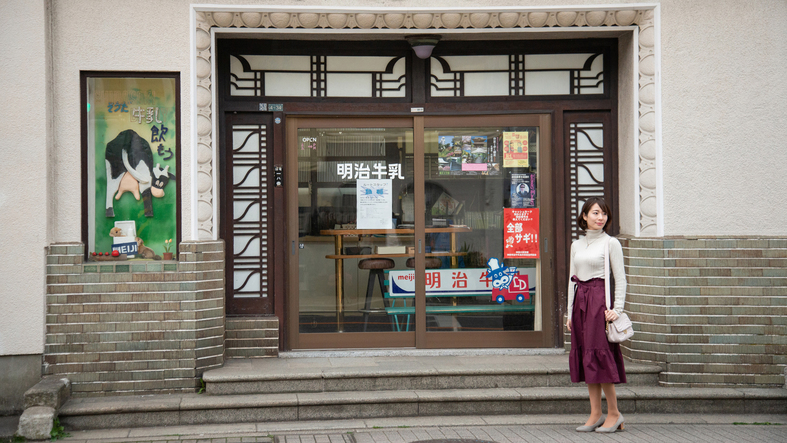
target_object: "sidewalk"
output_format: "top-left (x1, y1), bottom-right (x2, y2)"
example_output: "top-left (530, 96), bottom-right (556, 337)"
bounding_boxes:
top-left (51, 414), bottom-right (787, 443)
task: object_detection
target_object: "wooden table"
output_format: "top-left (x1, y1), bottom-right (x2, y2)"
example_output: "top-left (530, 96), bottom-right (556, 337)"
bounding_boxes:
top-left (320, 226), bottom-right (472, 331)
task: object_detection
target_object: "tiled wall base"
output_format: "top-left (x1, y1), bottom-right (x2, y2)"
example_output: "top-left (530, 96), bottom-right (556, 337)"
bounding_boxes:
top-left (45, 241), bottom-right (225, 397)
top-left (565, 237), bottom-right (787, 387)
top-left (225, 317), bottom-right (279, 358)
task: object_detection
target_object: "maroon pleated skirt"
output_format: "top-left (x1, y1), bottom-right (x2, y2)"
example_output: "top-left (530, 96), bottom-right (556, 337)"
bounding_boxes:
top-left (569, 276), bottom-right (626, 384)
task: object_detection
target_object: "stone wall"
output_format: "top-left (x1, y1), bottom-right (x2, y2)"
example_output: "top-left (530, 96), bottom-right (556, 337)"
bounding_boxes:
top-left (567, 237), bottom-right (787, 387)
top-left (44, 241), bottom-right (225, 396)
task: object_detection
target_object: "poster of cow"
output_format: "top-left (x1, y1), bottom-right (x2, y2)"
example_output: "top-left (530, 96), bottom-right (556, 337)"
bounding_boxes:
top-left (85, 75), bottom-right (179, 259)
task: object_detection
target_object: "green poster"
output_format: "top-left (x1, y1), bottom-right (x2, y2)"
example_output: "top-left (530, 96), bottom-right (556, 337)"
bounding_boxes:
top-left (87, 76), bottom-right (178, 259)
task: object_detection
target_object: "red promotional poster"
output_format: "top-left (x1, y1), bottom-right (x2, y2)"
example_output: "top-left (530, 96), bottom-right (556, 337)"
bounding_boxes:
top-left (504, 208), bottom-right (540, 259)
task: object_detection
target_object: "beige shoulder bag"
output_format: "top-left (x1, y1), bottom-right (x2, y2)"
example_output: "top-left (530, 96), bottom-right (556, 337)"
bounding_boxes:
top-left (605, 235), bottom-right (634, 343)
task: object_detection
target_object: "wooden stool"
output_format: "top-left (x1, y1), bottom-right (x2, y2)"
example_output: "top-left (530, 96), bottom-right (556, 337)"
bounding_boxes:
top-left (406, 257), bottom-right (443, 269)
top-left (358, 258), bottom-right (395, 332)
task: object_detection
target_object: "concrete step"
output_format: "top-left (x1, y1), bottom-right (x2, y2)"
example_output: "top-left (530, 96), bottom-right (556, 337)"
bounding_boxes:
top-left (201, 355), bottom-right (661, 395)
top-left (659, 372), bottom-right (785, 386)
top-left (56, 386), bottom-right (787, 430)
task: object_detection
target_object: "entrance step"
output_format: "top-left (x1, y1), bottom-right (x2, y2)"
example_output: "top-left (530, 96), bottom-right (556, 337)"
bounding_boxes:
top-left (55, 354), bottom-right (787, 430)
top-left (225, 317), bottom-right (279, 358)
top-left (202, 354), bottom-right (661, 395)
top-left (57, 386), bottom-right (787, 430)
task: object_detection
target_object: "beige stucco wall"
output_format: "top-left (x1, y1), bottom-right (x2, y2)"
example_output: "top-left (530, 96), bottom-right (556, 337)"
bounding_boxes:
top-left (43, 0), bottom-right (787, 242)
top-left (659, 0), bottom-right (787, 236)
top-left (2, 0), bottom-right (786, 357)
top-left (0, 0), bottom-right (49, 355)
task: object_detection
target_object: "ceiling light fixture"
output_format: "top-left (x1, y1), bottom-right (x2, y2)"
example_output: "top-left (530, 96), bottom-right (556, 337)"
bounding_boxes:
top-left (406, 35), bottom-right (441, 59)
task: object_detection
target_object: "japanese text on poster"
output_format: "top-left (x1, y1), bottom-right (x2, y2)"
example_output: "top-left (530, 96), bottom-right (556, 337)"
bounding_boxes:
top-left (504, 208), bottom-right (540, 259)
top-left (356, 179), bottom-right (393, 229)
top-left (87, 76), bottom-right (178, 259)
top-left (502, 131), bottom-right (529, 168)
top-left (510, 173), bottom-right (537, 208)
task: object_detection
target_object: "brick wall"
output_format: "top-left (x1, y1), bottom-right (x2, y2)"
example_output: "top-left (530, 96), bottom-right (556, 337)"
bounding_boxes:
top-left (44, 241), bottom-right (225, 396)
top-left (567, 237), bottom-right (786, 387)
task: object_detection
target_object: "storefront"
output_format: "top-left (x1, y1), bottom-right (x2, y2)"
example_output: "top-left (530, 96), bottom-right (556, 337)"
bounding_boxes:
top-left (4, 3), bottom-right (784, 405)
top-left (216, 37), bottom-right (617, 349)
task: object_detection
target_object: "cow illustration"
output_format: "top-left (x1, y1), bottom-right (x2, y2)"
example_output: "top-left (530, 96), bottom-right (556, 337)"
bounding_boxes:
top-left (105, 129), bottom-right (175, 217)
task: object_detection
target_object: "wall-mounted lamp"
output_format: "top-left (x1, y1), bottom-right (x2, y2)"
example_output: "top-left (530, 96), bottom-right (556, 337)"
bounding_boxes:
top-left (406, 35), bottom-right (441, 59)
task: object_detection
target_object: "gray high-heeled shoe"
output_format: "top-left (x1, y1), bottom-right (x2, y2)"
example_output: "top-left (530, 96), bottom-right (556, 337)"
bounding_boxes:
top-left (576, 416), bottom-right (605, 432)
top-left (595, 414), bottom-right (625, 433)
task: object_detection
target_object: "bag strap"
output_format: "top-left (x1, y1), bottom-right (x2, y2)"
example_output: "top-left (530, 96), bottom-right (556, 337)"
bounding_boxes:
top-left (604, 234), bottom-right (611, 310)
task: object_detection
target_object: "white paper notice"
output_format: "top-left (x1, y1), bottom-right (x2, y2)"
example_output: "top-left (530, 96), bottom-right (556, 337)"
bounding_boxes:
top-left (356, 179), bottom-right (393, 229)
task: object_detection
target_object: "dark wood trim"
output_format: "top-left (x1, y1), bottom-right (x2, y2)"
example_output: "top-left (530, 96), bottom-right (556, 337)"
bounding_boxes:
top-left (80, 71), bottom-right (181, 259)
top-left (215, 37), bottom-right (620, 350)
top-left (220, 112), bottom-right (275, 316)
top-left (296, 332), bottom-right (416, 349)
top-left (216, 39), bottom-right (414, 104)
top-left (413, 116), bottom-right (426, 348)
top-left (422, 331), bottom-right (548, 349)
top-left (273, 111), bottom-right (287, 349)
top-left (552, 110), bottom-right (567, 349)
top-left (558, 111), bottom-right (616, 348)
top-left (286, 117), bottom-right (300, 349)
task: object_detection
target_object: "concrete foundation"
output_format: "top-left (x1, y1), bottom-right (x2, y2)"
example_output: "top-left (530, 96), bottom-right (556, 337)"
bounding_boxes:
top-left (0, 354), bottom-right (42, 415)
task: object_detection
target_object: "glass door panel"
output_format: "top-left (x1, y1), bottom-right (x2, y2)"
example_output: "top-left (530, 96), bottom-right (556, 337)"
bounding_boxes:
top-left (294, 124), bottom-right (415, 342)
top-left (419, 115), bottom-right (553, 348)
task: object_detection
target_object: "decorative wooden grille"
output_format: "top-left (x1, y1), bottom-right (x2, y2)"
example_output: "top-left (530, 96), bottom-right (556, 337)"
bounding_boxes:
top-left (230, 54), bottom-right (407, 98)
top-left (230, 124), bottom-right (269, 298)
top-left (568, 122), bottom-right (605, 240)
top-left (431, 53), bottom-right (604, 97)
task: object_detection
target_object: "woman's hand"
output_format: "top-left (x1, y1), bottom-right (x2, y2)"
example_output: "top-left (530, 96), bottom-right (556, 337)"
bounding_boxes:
top-left (604, 310), bottom-right (619, 322)
top-left (566, 318), bottom-right (572, 332)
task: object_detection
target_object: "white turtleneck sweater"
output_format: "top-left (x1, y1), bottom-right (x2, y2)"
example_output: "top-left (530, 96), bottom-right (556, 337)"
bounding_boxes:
top-left (567, 229), bottom-right (627, 315)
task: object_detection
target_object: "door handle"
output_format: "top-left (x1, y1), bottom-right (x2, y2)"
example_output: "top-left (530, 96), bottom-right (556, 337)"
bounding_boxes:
top-left (418, 239), bottom-right (422, 254)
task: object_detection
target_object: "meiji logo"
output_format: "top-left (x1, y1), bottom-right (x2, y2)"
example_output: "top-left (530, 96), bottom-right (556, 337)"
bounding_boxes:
top-left (396, 274), bottom-right (415, 282)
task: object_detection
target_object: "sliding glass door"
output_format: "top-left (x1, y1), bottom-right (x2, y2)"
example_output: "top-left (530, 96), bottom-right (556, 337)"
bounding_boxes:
top-left (287, 115), bottom-right (552, 349)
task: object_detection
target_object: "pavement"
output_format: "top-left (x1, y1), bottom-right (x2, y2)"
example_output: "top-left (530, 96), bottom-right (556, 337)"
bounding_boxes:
top-left (4, 414), bottom-right (783, 443)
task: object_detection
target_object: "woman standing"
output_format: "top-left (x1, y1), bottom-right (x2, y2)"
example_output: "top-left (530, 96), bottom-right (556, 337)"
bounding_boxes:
top-left (566, 197), bottom-right (627, 433)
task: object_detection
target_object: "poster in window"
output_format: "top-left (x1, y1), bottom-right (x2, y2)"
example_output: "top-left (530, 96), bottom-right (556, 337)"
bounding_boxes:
top-left (504, 208), bottom-right (539, 259)
top-left (462, 135), bottom-right (488, 172)
top-left (502, 131), bottom-right (529, 168)
top-left (356, 179), bottom-right (393, 229)
top-left (510, 173), bottom-right (537, 208)
top-left (438, 135), bottom-right (461, 174)
top-left (85, 75), bottom-right (179, 259)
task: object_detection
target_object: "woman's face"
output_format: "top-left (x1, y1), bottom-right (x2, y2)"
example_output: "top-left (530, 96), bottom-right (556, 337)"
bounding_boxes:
top-left (583, 203), bottom-right (608, 231)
